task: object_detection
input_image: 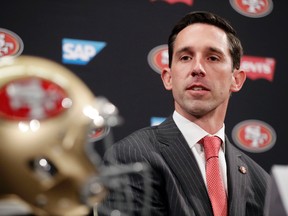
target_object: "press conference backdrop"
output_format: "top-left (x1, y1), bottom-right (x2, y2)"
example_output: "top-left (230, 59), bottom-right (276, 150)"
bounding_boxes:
top-left (0, 0), bottom-right (286, 173)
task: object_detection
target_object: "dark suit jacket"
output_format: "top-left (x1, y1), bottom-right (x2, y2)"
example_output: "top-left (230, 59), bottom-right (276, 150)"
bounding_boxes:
top-left (97, 116), bottom-right (270, 216)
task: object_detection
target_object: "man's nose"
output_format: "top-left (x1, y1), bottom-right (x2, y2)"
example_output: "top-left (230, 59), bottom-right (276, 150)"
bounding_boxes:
top-left (191, 58), bottom-right (205, 77)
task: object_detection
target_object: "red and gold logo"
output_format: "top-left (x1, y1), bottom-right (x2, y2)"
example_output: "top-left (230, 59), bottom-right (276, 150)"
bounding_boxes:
top-left (232, 120), bottom-right (276, 153)
top-left (0, 77), bottom-right (69, 120)
top-left (147, 44), bottom-right (168, 74)
top-left (0, 28), bottom-right (24, 57)
top-left (230, 0), bottom-right (273, 18)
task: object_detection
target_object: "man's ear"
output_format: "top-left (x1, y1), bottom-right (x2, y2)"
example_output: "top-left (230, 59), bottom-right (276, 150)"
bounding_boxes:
top-left (231, 69), bottom-right (246, 92)
top-left (161, 67), bottom-right (173, 90)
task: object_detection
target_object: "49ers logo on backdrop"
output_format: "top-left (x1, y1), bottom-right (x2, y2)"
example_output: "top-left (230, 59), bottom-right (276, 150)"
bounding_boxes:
top-left (0, 28), bottom-right (24, 57)
top-left (232, 120), bottom-right (276, 153)
top-left (147, 44), bottom-right (168, 74)
top-left (0, 77), bottom-right (70, 120)
top-left (230, 0), bottom-right (273, 18)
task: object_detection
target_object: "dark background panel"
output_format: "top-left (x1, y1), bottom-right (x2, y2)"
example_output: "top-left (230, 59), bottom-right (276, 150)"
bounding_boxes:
top-left (1, 0), bottom-right (286, 173)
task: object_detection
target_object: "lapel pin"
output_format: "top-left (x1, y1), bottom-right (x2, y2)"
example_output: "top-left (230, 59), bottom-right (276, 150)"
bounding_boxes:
top-left (239, 166), bottom-right (247, 174)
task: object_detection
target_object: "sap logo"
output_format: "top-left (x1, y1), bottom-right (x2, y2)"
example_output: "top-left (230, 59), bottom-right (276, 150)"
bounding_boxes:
top-left (62, 38), bottom-right (106, 65)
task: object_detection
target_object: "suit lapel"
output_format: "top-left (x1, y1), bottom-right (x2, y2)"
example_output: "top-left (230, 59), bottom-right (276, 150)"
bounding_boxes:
top-left (156, 117), bottom-right (213, 216)
top-left (225, 137), bottom-right (247, 216)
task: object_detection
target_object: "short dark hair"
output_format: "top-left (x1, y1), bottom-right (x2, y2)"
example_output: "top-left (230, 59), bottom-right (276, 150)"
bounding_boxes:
top-left (168, 11), bottom-right (243, 70)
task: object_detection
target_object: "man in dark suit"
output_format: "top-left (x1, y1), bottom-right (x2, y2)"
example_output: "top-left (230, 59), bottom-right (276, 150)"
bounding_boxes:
top-left (96, 11), bottom-right (270, 216)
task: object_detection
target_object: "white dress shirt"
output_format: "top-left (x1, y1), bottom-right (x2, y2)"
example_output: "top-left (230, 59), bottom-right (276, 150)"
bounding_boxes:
top-left (172, 111), bottom-right (228, 193)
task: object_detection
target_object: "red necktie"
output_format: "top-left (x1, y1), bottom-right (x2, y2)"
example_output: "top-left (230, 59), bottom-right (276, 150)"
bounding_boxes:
top-left (201, 136), bottom-right (228, 216)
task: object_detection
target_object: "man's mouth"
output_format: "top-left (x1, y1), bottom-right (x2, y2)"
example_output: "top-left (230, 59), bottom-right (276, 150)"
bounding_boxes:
top-left (191, 86), bottom-right (205, 91)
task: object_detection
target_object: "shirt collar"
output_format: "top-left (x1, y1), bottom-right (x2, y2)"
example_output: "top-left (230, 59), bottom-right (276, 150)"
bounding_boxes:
top-left (172, 111), bottom-right (226, 150)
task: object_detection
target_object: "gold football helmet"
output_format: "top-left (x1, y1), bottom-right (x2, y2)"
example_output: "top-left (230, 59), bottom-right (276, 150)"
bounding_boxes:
top-left (0, 55), bottom-right (120, 215)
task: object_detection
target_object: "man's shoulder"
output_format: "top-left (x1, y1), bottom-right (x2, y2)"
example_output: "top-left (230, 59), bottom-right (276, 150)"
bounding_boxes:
top-left (117, 125), bottom-right (158, 144)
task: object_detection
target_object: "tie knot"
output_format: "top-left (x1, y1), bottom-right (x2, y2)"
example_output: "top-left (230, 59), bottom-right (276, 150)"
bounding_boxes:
top-left (201, 136), bottom-right (221, 160)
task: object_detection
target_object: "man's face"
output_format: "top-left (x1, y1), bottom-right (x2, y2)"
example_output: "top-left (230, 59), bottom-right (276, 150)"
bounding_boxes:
top-left (161, 23), bottom-right (245, 121)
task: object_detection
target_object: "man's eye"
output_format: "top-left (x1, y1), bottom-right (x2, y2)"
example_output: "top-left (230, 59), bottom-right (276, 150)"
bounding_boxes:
top-left (208, 56), bottom-right (220, 61)
top-left (180, 56), bottom-right (192, 61)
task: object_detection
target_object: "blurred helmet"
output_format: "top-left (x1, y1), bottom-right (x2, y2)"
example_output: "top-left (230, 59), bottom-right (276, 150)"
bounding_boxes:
top-left (0, 55), bottom-right (120, 215)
